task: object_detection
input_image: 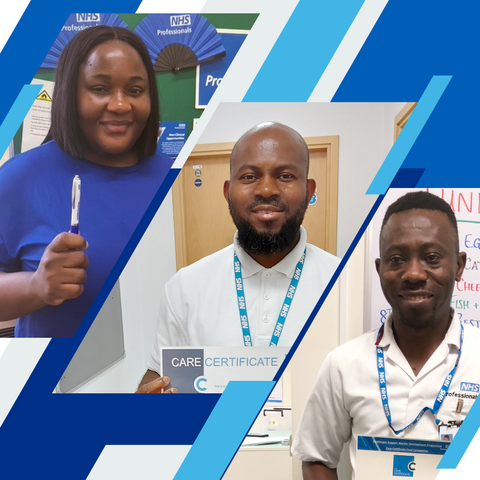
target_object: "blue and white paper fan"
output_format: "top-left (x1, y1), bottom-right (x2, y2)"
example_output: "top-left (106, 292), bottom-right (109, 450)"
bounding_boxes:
top-left (41, 14), bottom-right (128, 69)
top-left (134, 14), bottom-right (226, 72)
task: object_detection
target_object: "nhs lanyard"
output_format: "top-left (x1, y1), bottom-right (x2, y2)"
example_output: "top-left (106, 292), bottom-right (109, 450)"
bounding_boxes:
top-left (234, 248), bottom-right (306, 347)
top-left (376, 322), bottom-right (464, 435)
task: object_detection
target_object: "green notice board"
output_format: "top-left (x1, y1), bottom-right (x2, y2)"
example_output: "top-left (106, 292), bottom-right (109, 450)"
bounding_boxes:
top-left (14, 13), bottom-right (258, 154)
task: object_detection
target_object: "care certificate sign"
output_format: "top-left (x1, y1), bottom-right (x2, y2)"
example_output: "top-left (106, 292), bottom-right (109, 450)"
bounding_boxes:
top-left (161, 346), bottom-right (288, 394)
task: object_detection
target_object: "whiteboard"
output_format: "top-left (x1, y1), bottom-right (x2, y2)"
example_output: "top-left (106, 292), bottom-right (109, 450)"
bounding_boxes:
top-left (364, 188), bottom-right (480, 332)
top-left (58, 281), bottom-right (125, 392)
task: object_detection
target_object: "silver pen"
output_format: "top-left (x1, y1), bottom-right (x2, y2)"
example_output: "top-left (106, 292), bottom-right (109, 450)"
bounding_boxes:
top-left (69, 175), bottom-right (81, 234)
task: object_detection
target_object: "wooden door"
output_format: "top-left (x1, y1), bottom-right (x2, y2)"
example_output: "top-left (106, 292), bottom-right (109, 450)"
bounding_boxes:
top-left (172, 136), bottom-right (339, 270)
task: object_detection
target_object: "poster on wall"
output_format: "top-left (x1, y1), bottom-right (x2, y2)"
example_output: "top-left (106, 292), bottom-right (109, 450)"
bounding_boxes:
top-left (21, 78), bottom-right (55, 153)
top-left (365, 188), bottom-right (480, 332)
top-left (158, 121), bottom-right (187, 159)
top-left (195, 30), bottom-right (249, 109)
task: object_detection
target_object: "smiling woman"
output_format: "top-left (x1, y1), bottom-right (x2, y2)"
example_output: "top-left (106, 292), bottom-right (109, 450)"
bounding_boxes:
top-left (0, 26), bottom-right (173, 338)
top-left (46, 26), bottom-right (160, 165)
top-left (75, 40), bottom-right (152, 167)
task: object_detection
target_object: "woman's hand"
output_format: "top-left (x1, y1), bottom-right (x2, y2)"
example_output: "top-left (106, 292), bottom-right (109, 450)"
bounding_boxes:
top-left (0, 232), bottom-right (89, 321)
top-left (29, 232), bottom-right (89, 307)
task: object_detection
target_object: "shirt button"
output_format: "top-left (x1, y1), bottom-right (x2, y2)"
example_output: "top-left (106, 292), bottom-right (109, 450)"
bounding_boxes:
top-left (264, 272), bottom-right (271, 278)
top-left (264, 294), bottom-right (270, 300)
top-left (263, 316), bottom-right (269, 323)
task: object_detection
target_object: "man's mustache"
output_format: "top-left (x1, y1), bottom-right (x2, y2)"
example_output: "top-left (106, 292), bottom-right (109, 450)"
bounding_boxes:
top-left (246, 197), bottom-right (289, 212)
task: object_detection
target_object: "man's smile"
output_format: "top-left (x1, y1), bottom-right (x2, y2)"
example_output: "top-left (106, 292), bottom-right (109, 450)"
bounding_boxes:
top-left (250, 204), bottom-right (284, 221)
top-left (399, 292), bottom-right (434, 305)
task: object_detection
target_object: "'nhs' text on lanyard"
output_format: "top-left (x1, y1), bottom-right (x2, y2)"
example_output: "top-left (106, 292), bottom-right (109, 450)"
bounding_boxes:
top-left (234, 249), bottom-right (306, 347)
top-left (376, 322), bottom-right (464, 435)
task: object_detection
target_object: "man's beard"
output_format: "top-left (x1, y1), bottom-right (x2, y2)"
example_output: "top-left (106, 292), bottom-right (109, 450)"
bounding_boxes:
top-left (228, 196), bottom-right (308, 257)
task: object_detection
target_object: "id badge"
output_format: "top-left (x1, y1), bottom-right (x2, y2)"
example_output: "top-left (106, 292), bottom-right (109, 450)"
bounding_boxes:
top-left (438, 422), bottom-right (461, 442)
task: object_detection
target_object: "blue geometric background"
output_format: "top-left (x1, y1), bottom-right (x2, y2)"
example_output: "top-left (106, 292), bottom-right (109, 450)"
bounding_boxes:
top-left (0, 0), bottom-right (478, 477)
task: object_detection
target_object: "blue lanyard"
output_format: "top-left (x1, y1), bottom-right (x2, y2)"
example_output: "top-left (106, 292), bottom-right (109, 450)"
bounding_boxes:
top-left (376, 322), bottom-right (464, 435)
top-left (234, 248), bottom-right (306, 347)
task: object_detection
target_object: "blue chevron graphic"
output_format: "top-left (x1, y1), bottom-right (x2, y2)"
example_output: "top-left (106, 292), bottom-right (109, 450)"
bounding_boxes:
top-left (367, 76), bottom-right (451, 195)
top-left (243, 0), bottom-right (365, 101)
top-left (0, 85), bottom-right (41, 157)
top-left (174, 381), bottom-right (275, 480)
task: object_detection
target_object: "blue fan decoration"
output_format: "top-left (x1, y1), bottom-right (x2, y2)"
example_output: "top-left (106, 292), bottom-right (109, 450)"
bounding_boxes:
top-left (41, 14), bottom-right (128, 69)
top-left (134, 14), bottom-right (226, 72)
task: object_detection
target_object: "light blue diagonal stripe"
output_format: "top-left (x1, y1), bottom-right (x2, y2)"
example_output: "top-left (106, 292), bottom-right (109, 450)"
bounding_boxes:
top-left (437, 393), bottom-right (480, 469)
top-left (366, 76), bottom-right (451, 195)
top-left (174, 381), bottom-right (274, 480)
top-left (0, 85), bottom-right (42, 158)
top-left (243, 0), bottom-right (365, 102)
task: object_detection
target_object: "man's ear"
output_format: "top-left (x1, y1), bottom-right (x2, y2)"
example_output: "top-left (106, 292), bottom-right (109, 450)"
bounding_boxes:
top-left (375, 258), bottom-right (381, 276)
top-left (223, 180), bottom-right (230, 203)
top-left (456, 252), bottom-right (467, 282)
top-left (307, 179), bottom-right (316, 203)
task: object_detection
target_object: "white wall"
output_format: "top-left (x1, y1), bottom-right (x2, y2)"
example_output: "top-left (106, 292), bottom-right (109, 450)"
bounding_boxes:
top-left (197, 102), bottom-right (405, 257)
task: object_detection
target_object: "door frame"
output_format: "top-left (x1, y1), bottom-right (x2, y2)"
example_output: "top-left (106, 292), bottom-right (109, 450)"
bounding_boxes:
top-left (394, 102), bottom-right (417, 140)
top-left (172, 136), bottom-right (339, 270)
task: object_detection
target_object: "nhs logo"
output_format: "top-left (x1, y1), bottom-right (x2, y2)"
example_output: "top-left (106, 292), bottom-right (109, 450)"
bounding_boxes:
top-left (393, 455), bottom-right (415, 477)
top-left (76, 14), bottom-right (101, 23)
top-left (170, 15), bottom-right (191, 27)
top-left (460, 382), bottom-right (480, 392)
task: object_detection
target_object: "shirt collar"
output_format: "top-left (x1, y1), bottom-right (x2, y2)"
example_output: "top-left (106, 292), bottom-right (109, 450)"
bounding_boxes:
top-left (445, 310), bottom-right (462, 350)
top-left (233, 226), bottom-right (307, 279)
top-left (377, 309), bottom-right (462, 350)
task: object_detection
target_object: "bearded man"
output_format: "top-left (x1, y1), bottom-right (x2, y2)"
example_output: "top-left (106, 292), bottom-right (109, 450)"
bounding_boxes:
top-left (137, 122), bottom-right (340, 393)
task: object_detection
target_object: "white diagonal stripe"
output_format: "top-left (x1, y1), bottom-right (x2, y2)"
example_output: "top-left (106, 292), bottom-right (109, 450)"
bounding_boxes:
top-left (0, 339), bottom-right (50, 427)
top-left (137, 0), bottom-right (208, 13)
top-left (309, 0), bottom-right (389, 102)
top-left (0, 0), bottom-right (31, 55)
top-left (87, 445), bottom-right (191, 480)
top-left (170, 0), bottom-right (300, 169)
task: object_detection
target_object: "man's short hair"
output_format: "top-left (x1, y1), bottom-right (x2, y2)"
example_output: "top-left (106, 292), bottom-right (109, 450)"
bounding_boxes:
top-left (230, 122), bottom-right (310, 175)
top-left (380, 191), bottom-right (459, 252)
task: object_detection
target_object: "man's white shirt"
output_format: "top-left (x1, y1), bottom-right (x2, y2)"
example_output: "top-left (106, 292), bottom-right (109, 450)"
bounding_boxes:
top-left (291, 312), bottom-right (480, 477)
top-left (148, 226), bottom-right (340, 373)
